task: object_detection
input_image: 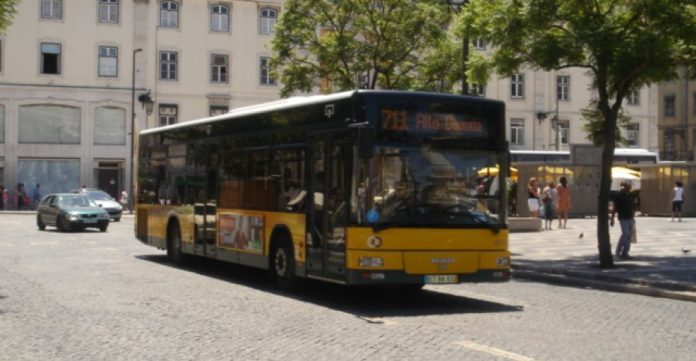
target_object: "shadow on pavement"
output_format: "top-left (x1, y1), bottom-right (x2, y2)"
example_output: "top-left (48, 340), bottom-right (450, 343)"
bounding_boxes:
top-left (136, 254), bottom-right (523, 317)
top-left (514, 254), bottom-right (696, 291)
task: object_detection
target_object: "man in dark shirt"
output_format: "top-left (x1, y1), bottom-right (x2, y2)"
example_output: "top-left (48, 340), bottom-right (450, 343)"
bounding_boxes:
top-left (610, 181), bottom-right (635, 259)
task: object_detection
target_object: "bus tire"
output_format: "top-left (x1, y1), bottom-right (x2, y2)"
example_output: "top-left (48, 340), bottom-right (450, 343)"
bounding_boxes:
top-left (271, 240), bottom-right (298, 290)
top-left (167, 222), bottom-right (186, 265)
top-left (37, 215), bottom-right (46, 231)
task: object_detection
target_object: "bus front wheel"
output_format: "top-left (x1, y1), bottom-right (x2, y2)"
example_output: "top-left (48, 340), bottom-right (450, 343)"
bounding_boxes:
top-left (271, 241), bottom-right (298, 290)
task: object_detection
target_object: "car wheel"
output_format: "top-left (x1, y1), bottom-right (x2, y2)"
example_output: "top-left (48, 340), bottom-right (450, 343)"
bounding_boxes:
top-left (99, 224), bottom-right (108, 232)
top-left (37, 215), bottom-right (46, 231)
top-left (57, 215), bottom-right (70, 232)
top-left (271, 240), bottom-right (299, 290)
top-left (114, 217), bottom-right (120, 222)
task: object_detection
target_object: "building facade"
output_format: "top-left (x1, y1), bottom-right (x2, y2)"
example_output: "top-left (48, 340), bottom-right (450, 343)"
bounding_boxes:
top-left (0, 0), bottom-right (282, 207)
top-left (483, 66), bottom-right (658, 154)
top-left (657, 70), bottom-right (696, 161)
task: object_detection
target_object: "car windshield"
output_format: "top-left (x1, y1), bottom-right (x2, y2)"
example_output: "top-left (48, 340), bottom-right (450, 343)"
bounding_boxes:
top-left (359, 146), bottom-right (504, 229)
top-left (86, 191), bottom-right (112, 201)
top-left (57, 195), bottom-right (97, 208)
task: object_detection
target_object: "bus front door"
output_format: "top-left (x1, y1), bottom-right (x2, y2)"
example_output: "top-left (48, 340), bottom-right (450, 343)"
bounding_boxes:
top-left (306, 134), bottom-right (350, 282)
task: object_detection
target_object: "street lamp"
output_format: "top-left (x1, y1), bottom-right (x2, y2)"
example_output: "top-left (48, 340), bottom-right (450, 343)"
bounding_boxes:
top-left (535, 96), bottom-right (561, 151)
top-left (130, 48), bottom-right (142, 213)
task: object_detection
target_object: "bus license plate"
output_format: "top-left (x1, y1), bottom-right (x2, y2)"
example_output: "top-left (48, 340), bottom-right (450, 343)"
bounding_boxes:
top-left (424, 275), bottom-right (458, 284)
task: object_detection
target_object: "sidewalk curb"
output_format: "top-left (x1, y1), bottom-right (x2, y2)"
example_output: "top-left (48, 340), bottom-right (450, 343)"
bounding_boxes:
top-left (512, 267), bottom-right (696, 303)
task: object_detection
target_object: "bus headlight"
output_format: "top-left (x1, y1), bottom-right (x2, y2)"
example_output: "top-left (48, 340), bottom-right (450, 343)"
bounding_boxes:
top-left (359, 256), bottom-right (383, 268)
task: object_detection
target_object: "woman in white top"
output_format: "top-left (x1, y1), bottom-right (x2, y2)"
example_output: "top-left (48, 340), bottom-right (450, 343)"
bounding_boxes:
top-left (671, 181), bottom-right (685, 222)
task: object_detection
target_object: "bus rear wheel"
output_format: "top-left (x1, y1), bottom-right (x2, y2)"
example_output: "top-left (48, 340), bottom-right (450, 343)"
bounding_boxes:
top-left (167, 223), bottom-right (186, 264)
top-left (271, 241), bottom-right (298, 290)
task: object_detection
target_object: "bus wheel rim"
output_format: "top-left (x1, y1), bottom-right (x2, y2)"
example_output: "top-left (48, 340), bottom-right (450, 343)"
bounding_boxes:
top-left (275, 249), bottom-right (287, 277)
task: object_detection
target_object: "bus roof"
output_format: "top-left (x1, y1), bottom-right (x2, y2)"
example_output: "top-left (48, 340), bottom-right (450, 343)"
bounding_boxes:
top-left (140, 90), bottom-right (505, 136)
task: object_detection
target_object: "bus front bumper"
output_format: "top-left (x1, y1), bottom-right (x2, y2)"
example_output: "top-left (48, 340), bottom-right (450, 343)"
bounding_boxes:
top-left (346, 269), bottom-right (510, 285)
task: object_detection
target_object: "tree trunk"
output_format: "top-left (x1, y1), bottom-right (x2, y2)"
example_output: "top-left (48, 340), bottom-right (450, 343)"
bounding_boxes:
top-left (596, 106), bottom-right (617, 268)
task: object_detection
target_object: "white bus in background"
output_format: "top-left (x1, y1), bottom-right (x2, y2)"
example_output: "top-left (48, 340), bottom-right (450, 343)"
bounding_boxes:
top-left (510, 148), bottom-right (659, 165)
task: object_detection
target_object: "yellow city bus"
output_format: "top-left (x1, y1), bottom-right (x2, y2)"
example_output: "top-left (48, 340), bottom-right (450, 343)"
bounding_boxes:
top-left (135, 90), bottom-right (510, 289)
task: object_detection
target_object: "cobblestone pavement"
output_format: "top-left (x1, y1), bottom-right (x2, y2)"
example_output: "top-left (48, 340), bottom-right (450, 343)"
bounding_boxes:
top-left (510, 217), bottom-right (696, 300)
top-left (1, 214), bottom-right (696, 361)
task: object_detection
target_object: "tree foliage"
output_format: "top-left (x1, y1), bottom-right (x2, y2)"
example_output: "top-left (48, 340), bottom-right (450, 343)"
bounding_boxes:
top-left (271, 0), bottom-right (454, 96)
top-left (0, 0), bottom-right (18, 31)
top-left (459, 0), bottom-right (696, 267)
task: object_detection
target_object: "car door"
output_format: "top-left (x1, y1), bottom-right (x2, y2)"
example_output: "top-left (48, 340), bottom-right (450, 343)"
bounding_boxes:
top-left (37, 196), bottom-right (53, 225)
top-left (45, 196), bottom-right (59, 225)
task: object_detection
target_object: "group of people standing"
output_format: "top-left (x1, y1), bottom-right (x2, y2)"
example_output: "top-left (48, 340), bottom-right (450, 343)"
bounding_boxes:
top-left (0, 183), bottom-right (42, 210)
top-left (527, 176), bottom-right (572, 230)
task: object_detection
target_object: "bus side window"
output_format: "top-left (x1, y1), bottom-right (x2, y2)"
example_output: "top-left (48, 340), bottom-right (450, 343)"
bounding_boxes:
top-left (276, 148), bottom-right (306, 213)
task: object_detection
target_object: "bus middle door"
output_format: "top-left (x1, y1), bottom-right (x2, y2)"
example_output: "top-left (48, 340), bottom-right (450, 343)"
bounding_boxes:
top-left (306, 133), bottom-right (350, 281)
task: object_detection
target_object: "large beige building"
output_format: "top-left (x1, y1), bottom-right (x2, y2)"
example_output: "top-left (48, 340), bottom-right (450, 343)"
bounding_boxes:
top-left (0, 1), bottom-right (660, 208)
top-left (475, 42), bottom-right (659, 153)
top-left (0, 0), bottom-right (282, 204)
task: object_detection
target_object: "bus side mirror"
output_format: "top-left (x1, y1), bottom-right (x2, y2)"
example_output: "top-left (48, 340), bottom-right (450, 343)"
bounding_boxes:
top-left (358, 127), bottom-right (375, 158)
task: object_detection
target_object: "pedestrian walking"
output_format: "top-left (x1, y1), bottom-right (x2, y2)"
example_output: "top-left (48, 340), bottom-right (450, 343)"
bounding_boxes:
top-left (15, 183), bottom-right (27, 210)
top-left (556, 176), bottom-right (572, 229)
top-left (611, 181), bottom-right (636, 260)
top-left (32, 184), bottom-right (42, 209)
top-left (120, 188), bottom-right (129, 212)
top-left (541, 181), bottom-right (556, 230)
top-left (671, 181), bottom-right (685, 222)
top-left (527, 177), bottom-right (540, 217)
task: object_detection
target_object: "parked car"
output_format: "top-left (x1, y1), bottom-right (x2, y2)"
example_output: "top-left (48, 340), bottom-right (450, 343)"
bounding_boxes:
top-left (37, 193), bottom-right (110, 232)
top-left (71, 188), bottom-right (123, 221)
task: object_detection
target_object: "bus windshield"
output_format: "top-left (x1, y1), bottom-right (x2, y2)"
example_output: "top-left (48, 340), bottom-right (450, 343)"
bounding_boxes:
top-left (362, 146), bottom-right (503, 229)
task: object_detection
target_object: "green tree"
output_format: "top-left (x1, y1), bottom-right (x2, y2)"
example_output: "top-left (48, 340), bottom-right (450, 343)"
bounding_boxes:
top-left (271, 0), bottom-right (454, 96)
top-left (0, 0), bottom-right (18, 31)
top-left (460, 0), bottom-right (696, 267)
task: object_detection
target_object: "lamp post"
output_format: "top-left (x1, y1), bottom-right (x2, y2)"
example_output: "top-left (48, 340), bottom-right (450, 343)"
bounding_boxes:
top-left (130, 48), bottom-right (142, 213)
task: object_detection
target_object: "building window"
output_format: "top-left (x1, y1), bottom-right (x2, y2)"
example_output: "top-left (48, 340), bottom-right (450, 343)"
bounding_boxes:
top-left (472, 38), bottom-right (486, 50)
top-left (159, 51), bottom-right (178, 81)
top-left (557, 75), bottom-right (570, 101)
top-left (210, 106), bottom-right (228, 116)
top-left (211, 54), bottom-right (228, 83)
top-left (663, 130), bottom-right (676, 159)
top-left (510, 119), bottom-right (524, 145)
top-left (40, 42), bottom-right (61, 75)
top-left (211, 4), bottom-right (229, 32)
top-left (664, 95), bottom-right (676, 117)
top-left (41, 0), bottom-right (62, 20)
top-left (627, 89), bottom-right (640, 105)
top-left (99, 0), bottom-right (119, 23)
top-left (511, 74), bottom-right (524, 99)
top-left (159, 104), bottom-right (177, 126)
top-left (259, 57), bottom-right (276, 86)
top-left (259, 8), bottom-right (277, 35)
top-left (19, 104), bottom-right (80, 144)
top-left (98, 46), bottom-right (118, 77)
top-left (558, 120), bottom-right (569, 146)
top-left (160, 1), bottom-right (179, 28)
top-left (94, 107), bottom-right (125, 145)
top-left (471, 83), bottom-right (485, 97)
top-left (626, 123), bottom-right (639, 147)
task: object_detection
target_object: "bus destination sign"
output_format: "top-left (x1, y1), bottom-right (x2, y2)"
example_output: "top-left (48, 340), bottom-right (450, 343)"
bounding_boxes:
top-left (381, 109), bottom-right (486, 136)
